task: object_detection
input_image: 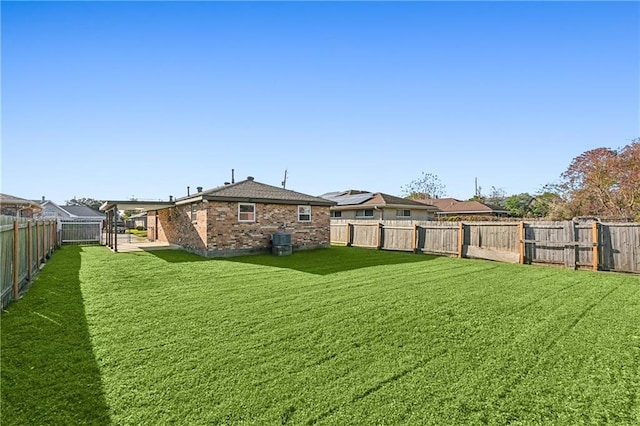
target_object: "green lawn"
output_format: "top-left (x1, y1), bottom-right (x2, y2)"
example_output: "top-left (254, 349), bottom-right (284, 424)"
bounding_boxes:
top-left (2, 246), bottom-right (639, 425)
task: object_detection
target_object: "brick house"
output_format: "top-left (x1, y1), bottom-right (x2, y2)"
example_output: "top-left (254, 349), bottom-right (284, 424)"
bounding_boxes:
top-left (146, 177), bottom-right (336, 257)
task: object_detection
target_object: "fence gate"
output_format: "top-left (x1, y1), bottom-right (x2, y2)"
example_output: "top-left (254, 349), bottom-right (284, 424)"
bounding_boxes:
top-left (60, 219), bottom-right (103, 244)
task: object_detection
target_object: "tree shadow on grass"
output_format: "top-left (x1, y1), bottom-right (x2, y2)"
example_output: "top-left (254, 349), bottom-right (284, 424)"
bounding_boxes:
top-left (0, 246), bottom-right (112, 425)
top-left (225, 246), bottom-right (437, 276)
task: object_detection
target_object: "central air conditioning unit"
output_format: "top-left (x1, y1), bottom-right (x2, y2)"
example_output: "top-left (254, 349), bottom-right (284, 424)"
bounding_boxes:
top-left (271, 232), bottom-right (292, 256)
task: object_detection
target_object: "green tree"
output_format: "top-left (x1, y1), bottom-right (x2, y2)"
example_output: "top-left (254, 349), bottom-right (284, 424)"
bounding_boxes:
top-left (65, 197), bottom-right (104, 211)
top-left (504, 193), bottom-right (533, 217)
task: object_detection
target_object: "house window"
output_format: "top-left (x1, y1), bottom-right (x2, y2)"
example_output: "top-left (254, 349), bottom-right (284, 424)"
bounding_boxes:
top-left (43, 208), bottom-right (57, 217)
top-left (298, 205), bottom-right (311, 222)
top-left (396, 209), bottom-right (411, 218)
top-left (331, 211), bottom-right (342, 218)
top-left (355, 209), bottom-right (374, 217)
top-left (238, 203), bottom-right (256, 222)
top-left (190, 204), bottom-right (197, 222)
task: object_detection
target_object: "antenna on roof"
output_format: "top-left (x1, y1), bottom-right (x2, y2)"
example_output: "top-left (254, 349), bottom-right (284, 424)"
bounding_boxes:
top-left (282, 169), bottom-right (288, 189)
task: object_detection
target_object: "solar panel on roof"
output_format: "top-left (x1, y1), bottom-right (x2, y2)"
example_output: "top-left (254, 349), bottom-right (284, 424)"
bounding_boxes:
top-left (332, 193), bottom-right (374, 206)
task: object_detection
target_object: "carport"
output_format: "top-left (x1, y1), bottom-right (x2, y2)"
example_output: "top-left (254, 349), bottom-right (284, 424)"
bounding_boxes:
top-left (99, 200), bottom-right (174, 252)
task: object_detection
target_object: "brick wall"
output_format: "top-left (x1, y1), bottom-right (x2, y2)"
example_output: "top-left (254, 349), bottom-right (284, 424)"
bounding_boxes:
top-left (151, 201), bottom-right (331, 257)
top-left (152, 203), bottom-right (207, 250)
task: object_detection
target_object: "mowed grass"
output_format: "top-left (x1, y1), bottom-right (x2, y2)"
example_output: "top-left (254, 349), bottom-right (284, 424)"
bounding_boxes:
top-left (2, 246), bottom-right (639, 425)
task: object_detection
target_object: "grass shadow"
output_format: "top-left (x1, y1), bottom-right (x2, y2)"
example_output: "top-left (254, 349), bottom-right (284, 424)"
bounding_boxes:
top-left (142, 248), bottom-right (210, 263)
top-left (0, 246), bottom-right (112, 425)
top-left (225, 246), bottom-right (436, 275)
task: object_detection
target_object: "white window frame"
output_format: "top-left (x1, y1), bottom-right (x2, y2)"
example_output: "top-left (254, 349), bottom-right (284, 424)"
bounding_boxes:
top-left (190, 203), bottom-right (197, 222)
top-left (355, 209), bottom-right (374, 217)
top-left (396, 209), bottom-right (411, 218)
top-left (238, 203), bottom-right (256, 222)
top-left (298, 205), bottom-right (311, 222)
top-left (331, 211), bottom-right (342, 218)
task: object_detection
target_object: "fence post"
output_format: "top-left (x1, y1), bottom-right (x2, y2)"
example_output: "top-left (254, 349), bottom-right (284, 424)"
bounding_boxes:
top-left (27, 220), bottom-right (33, 281)
top-left (13, 220), bottom-right (19, 299)
top-left (412, 224), bottom-right (418, 253)
top-left (41, 221), bottom-right (46, 263)
top-left (518, 221), bottom-right (525, 264)
top-left (346, 223), bottom-right (352, 247)
top-left (592, 221), bottom-right (599, 271)
top-left (35, 221), bottom-right (40, 268)
top-left (44, 221), bottom-right (49, 259)
top-left (376, 223), bottom-right (383, 249)
top-left (457, 222), bottom-right (464, 258)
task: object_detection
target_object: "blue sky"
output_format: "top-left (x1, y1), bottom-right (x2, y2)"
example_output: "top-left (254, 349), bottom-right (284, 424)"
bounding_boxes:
top-left (2, 1), bottom-right (638, 204)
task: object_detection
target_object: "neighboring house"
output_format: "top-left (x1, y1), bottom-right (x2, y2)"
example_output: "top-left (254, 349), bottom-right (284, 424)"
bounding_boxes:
top-left (416, 198), bottom-right (509, 219)
top-left (129, 211), bottom-right (148, 229)
top-left (321, 190), bottom-right (438, 221)
top-left (38, 198), bottom-right (106, 221)
top-left (144, 177), bottom-right (336, 257)
top-left (61, 205), bottom-right (107, 221)
top-left (39, 199), bottom-right (69, 219)
top-left (0, 193), bottom-right (43, 217)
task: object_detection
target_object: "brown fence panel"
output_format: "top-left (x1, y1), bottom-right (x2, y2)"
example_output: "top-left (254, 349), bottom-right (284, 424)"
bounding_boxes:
top-left (329, 219), bottom-right (639, 274)
top-left (575, 223), bottom-right (595, 269)
top-left (330, 223), bottom-right (348, 245)
top-left (351, 223), bottom-right (378, 248)
top-left (419, 223), bottom-right (459, 255)
top-left (467, 222), bottom-right (519, 252)
top-left (382, 226), bottom-right (413, 251)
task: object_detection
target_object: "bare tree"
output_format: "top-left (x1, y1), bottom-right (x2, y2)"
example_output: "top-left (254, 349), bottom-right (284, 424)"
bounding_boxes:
top-left (401, 172), bottom-right (446, 199)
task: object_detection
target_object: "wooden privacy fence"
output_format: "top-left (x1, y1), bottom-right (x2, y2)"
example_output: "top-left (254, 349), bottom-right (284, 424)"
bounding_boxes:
top-left (1, 216), bottom-right (58, 308)
top-left (331, 219), bottom-right (640, 274)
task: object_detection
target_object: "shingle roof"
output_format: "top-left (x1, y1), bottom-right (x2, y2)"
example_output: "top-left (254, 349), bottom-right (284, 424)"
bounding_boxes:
top-left (416, 198), bottom-right (508, 214)
top-left (62, 205), bottom-right (106, 218)
top-left (323, 191), bottom-right (438, 210)
top-left (365, 193), bottom-right (437, 209)
top-left (177, 179), bottom-right (335, 206)
top-left (0, 193), bottom-right (43, 209)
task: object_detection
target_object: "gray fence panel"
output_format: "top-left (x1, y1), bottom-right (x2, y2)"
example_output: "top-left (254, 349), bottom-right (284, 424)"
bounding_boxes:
top-left (601, 223), bottom-right (640, 273)
top-left (61, 220), bottom-right (102, 244)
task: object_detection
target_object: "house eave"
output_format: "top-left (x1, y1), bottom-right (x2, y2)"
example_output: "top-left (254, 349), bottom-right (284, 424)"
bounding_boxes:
top-left (199, 195), bottom-right (335, 206)
top-left (437, 210), bottom-right (509, 215)
top-left (331, 204), bottom-right (437, 211)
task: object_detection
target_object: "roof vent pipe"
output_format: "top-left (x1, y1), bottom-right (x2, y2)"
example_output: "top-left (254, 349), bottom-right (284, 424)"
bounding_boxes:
top-left (232, 169), bottom-right (235, 184)
top-left (187, 186), bottom-right (190, 196)
top-left (197, 186), bottom-right (203, 193)
top-left (169, 195), bottom-right (173, 202)
top-left (247, 176), bottom-right (254, 181)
